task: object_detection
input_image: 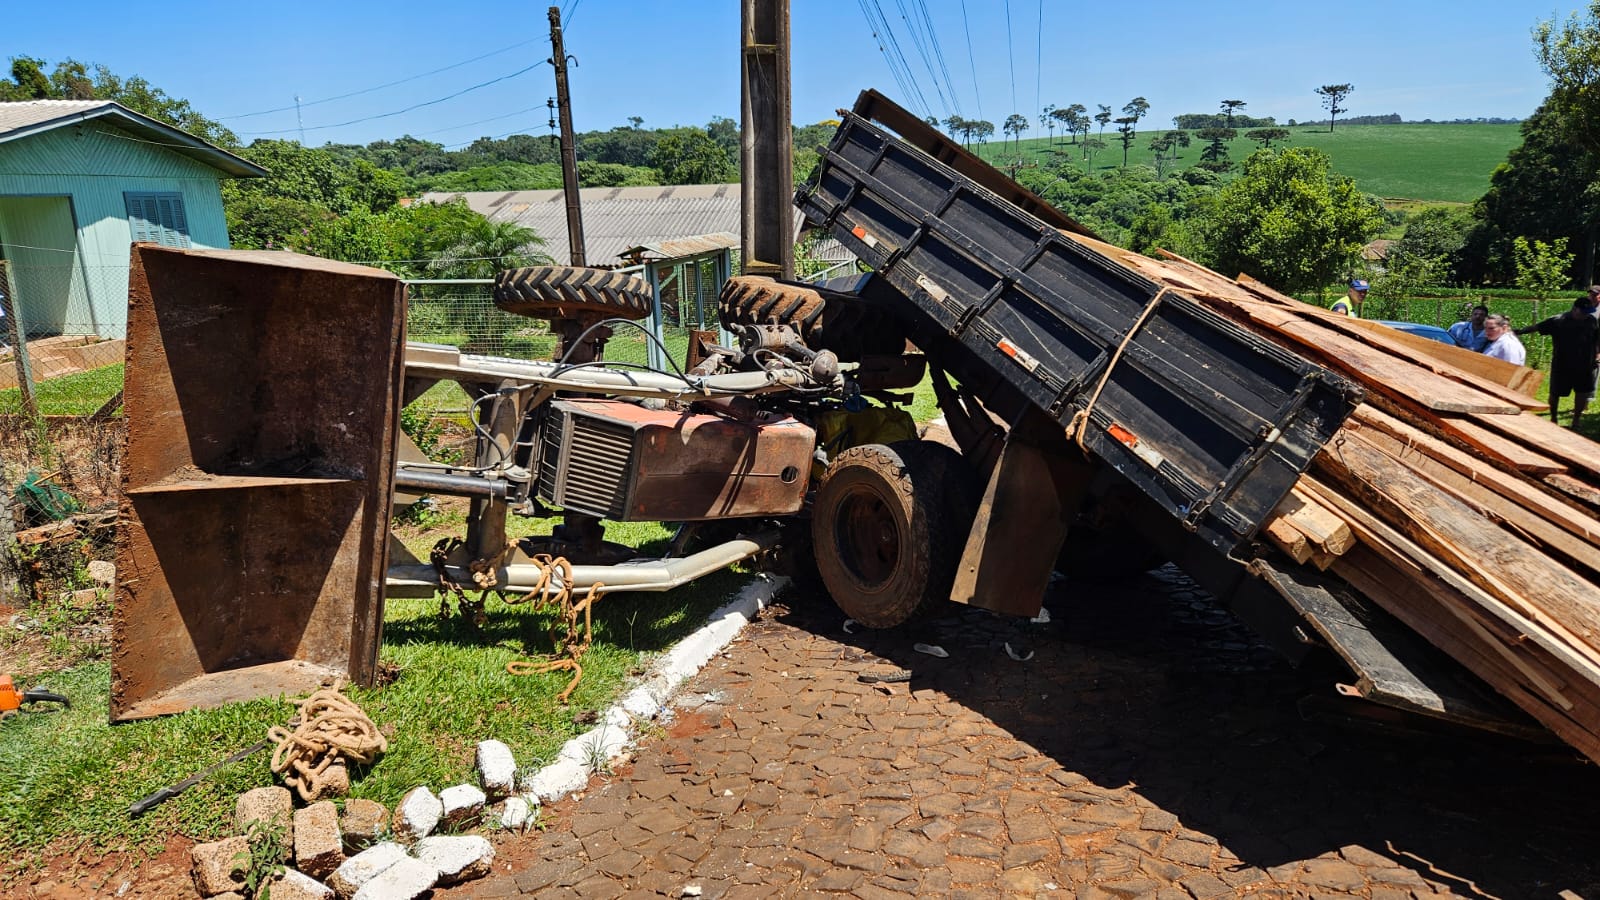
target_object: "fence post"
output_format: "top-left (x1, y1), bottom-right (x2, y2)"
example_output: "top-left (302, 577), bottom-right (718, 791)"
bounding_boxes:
top-left (0, 261), bottom-right (38, 419)
top-left (0, 465), bottom-right (15, 602)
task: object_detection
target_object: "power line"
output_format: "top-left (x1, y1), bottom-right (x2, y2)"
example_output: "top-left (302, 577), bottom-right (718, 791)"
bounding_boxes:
top-left (220, 38), bottom-right (543, 120)
top-left (914, 0), bottom-right (962, 117)
top-left (413, 106), bottom-right (545, 138)
top-left (890, 0), bottom-right (950, 118)
top-left (1005, 0), bottom-right (1017, 113)
top-left (959, 0), bottom-right (983, 119)
top-left (1035, 0), bottom-right (1043, 118)
top-left (867, 0), bottom-right (935, 118)
top-left (240, 64), bottom-right (543, 136)
top-left (855, 0), bottom-right (932, 119)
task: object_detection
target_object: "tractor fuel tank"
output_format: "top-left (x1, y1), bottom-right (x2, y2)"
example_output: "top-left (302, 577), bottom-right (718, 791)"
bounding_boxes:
top-left (534, 399), bottom-right (814, 521)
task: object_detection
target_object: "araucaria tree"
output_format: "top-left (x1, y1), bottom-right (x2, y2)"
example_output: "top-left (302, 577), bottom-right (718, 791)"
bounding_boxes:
top-left (1196, 127), bottom-right (1237, 172)
top-left (1122, 97), bottom-right (1150, 136)
top-left (1220, 99), bottom-right (1247, 128)
top-left (1245, 128), bottom-right (1291, 149)
top-left (1114, 117), bottom-right (1138, 166)
top-left (1315, 84), bottom-right (1354, 132)
top-left (1193, 147), bottom-right (1385, 294)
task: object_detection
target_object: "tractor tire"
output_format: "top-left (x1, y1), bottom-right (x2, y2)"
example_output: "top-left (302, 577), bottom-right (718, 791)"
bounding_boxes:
top-left (812, 440), bottom-right (977, 628)
top-left (719, 276), bottom-right (909, 360)
top-left (493, 266), bottom-right (653, 320)
top-left (718, 276), bottom-right (828, 338)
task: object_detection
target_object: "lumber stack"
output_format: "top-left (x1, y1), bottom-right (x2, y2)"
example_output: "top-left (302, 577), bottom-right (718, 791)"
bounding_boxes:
top-left (1059, 231), bottom-right (1600, 764)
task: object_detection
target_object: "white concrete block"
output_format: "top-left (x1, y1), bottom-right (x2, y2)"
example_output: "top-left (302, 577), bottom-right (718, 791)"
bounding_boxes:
top-left (393, 786), bottom-right (442, 842)
top-left (475, 739), bottom-right (517, 798)
top-left (328, 842), bottom-right (407, 900)
top-left (350, 857), bottom-right (438, 900)
top-left (413, 834), bottom-right (495, 886)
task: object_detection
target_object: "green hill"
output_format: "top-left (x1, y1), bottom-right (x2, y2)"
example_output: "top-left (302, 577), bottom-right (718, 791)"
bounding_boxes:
top-left (972, 123), bottom-right (1523, 203)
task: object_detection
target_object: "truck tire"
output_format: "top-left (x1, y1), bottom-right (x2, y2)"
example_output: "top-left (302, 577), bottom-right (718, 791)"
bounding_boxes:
top-left (494, 266), bottom-right (653, 320)
top-left (812, 440), bottom-right (976, 628)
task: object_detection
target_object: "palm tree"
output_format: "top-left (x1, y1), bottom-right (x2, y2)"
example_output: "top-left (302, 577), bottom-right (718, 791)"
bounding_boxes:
top-left (430, 218), bottom-right (548, 280)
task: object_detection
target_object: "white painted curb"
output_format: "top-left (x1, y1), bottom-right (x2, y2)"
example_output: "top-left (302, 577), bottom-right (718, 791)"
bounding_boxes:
top-left (519, 574), bottom-right (789, 802)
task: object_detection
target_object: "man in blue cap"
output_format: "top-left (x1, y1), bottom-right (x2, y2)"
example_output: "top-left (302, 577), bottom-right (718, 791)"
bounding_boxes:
top-left (1332, 279), bottom-right (1367, 317)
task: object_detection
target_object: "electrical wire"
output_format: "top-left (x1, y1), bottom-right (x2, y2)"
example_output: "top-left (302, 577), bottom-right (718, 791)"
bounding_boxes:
top-left (959, 0), bottom-right (983, 120)
top-left (220, 38), bottom-right (544, 120)
top-left (1005, 0), bottom-right (1017, 113)
top-left (1035, 0), bottom-right (1044, 120)
top-left (553, 318), bottom-right (695, 386)
top-left (240, 64), bottom-right (543, 136)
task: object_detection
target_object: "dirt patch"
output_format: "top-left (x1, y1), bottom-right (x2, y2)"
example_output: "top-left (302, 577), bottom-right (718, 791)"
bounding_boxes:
top-left (13, 834), bottom-right (194, 899)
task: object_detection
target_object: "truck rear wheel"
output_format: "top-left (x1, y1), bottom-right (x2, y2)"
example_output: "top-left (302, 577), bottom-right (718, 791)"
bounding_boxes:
top-left (493, 266), bottom-right (653, 320)
top-left (812, 440), bottom-right (975, 628)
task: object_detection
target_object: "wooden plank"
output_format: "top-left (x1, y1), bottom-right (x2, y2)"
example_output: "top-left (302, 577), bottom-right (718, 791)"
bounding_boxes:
top-left (1300, 475), bottom-right (1600, 692)
top-left (1314, 435), bottom-right (1600, 667)
top-left (1352, 405), bottom-right (1600, 548)
top-left (1339, 318), bottom-right (1545, 410)
top-left (1333, 546), bottom-right (1600, 764)
top-left (1547, 473), bottom-right (1600, 511)
top-left (1262, 517), bottom-right (1314, 564)
top-left (1475, 411), bottom-right (1600, 483)
top-left (1428, 415), bottom-right (1569, 476)
top-left (1351, 414), bottom-right (1600, 577)
top-left (1275, 489), bottom-right (1355, 555)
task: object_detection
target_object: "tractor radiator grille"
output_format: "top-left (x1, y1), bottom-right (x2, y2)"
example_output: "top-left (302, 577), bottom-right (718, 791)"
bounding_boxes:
top-left (537, 406), bottom-right (636, 518)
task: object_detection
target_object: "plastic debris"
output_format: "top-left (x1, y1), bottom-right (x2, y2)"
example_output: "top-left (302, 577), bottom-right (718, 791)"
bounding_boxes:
top-left (1004, 642), bottom-right (1034, 662)
top-left (913, 643), bottom-right (948, 658)
top-left (1030, 607), bottom-right (1052, 624)
top-left (842, 618), bottom-right (859, 634)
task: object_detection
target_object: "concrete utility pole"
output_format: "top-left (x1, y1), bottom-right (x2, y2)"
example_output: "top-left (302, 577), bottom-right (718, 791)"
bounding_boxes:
top-left (549, 5), bottom-right (586, 266)
top-left (740, 0), bottom-right (793, 279)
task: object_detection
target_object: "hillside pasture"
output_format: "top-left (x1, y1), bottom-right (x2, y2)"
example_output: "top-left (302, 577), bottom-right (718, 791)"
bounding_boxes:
top-left (971, 122), bottom-right (1522, 202)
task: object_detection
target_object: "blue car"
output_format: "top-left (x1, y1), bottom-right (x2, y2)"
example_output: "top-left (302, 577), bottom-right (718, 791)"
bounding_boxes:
top-left (1375, 320), bottom-right (1457, 346)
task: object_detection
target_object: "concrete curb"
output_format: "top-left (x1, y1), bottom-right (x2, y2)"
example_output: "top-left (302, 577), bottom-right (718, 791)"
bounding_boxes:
top-left (520, 573), bottom-right (789, 802)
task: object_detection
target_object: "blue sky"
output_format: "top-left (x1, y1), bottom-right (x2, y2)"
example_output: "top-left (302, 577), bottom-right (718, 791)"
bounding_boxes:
top-left (5, 1), bottom-right (1580, 148)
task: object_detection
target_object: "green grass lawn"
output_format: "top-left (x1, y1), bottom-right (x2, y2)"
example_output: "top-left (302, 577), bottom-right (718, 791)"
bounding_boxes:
top-left (977, 122), bottom-right (1522, 202)
top-left (0, 364), bottom-right (123, 417)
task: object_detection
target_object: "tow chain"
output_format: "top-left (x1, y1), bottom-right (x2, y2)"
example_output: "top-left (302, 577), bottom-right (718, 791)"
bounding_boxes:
top-left (430, 541), bottom-right (608, 705)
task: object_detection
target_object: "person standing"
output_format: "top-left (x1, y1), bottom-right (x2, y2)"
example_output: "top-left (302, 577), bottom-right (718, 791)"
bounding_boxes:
top-left (1481, 314), bottom-right (1526, 365)
top-left (1448, 304), bottom-right (1489, 351)
top-left (1516, 298), bottom-right (1600, 429)
top-left (1331, 279), bottom-right (1366, 317)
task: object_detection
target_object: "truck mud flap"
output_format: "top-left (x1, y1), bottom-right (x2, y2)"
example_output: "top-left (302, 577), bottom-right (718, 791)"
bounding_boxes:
top-left (112, 247), bottom-right (406, 721)
top-left (797, 96), bottom-right (1360, 557)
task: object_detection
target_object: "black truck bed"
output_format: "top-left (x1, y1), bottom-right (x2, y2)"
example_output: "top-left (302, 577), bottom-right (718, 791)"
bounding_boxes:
top-left (796, 92), bottom-right (1361, 557)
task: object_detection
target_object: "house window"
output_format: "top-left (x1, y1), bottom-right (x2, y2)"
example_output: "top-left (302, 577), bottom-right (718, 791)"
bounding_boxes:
top-left (125, 192), bottom-right (191, 248)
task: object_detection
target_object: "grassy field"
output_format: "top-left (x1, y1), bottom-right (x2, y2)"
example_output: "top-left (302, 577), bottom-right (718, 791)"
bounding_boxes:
top-left (976, 122), bottom-right (1522, 203)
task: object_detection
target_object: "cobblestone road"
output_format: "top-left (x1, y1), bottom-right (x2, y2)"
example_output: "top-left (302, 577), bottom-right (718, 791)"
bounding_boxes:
top-left (443, 567), bottom-right (1600, 899)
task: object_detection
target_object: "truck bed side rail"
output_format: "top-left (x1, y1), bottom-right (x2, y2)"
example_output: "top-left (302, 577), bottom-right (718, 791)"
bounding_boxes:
top-left (797, 98), bottom-right (1361, 556)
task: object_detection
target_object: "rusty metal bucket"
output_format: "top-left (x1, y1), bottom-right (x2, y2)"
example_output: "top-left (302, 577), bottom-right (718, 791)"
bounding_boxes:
top-left (111, 246), bottom-right (407, 721)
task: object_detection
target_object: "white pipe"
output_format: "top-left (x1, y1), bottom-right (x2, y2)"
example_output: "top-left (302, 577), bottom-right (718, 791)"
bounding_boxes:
top-left (384, 531), bottom-right (779, 599)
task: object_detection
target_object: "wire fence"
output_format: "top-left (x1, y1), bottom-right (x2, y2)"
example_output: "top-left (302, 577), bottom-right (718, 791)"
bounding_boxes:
top-left (1361, 293), bottom-right (1568, 373)
top-left (404, 281), bottom-right (722, 421)
top-left (0, 260), bottom-right (127, 418)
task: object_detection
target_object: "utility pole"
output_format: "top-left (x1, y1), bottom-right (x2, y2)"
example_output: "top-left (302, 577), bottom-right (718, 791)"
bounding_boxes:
top-left (549, 6), bottom-right (586, 266)
top-left (740, 0), bottom-right (793, 279)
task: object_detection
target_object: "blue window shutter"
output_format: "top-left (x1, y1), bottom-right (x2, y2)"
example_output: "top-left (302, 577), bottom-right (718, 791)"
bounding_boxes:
top-left (125, 192), bottom-right (192, 249)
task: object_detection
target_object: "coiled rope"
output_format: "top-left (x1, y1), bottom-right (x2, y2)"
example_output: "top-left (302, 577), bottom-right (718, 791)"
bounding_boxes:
top-left (269, 684), bottom-right (387, 802)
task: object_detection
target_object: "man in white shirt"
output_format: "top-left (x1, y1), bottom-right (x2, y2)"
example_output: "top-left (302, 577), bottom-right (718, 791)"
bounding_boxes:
top-left (1481, 313), bottom-right (1526, 365)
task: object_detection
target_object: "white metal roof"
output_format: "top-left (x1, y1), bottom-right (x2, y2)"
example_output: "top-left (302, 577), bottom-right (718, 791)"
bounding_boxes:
top-left (418, 184), bottom-right (809, 266)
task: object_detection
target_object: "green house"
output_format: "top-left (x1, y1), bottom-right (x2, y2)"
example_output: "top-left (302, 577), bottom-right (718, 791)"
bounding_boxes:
top-left (0, 100), bottom-right (265, 341)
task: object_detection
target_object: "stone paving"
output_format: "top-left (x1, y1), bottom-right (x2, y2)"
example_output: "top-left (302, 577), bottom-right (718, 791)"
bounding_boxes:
top-left (441, 567), bottom-right (1600, 899)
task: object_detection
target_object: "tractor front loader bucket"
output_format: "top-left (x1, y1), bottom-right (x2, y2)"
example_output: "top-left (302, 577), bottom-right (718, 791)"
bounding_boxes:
top-left (111, 246), bottom-right (407, 721)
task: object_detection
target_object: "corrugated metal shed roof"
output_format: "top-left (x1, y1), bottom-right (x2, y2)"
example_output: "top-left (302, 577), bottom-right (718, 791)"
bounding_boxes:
top-left (419, 184), bottom-right (807, 266)
top-left (0, 100), bottom-right (267, 178)
top-left (622, 231), bottom-right (740, 260)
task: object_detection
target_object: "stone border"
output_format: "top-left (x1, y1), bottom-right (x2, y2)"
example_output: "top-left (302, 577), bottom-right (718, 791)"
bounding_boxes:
top-left (520, 574), bottom-right (788, 801)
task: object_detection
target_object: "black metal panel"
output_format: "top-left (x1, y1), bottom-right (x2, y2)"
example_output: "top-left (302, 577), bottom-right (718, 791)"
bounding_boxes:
top-left (797, 111), bottom-right (1361, 556)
